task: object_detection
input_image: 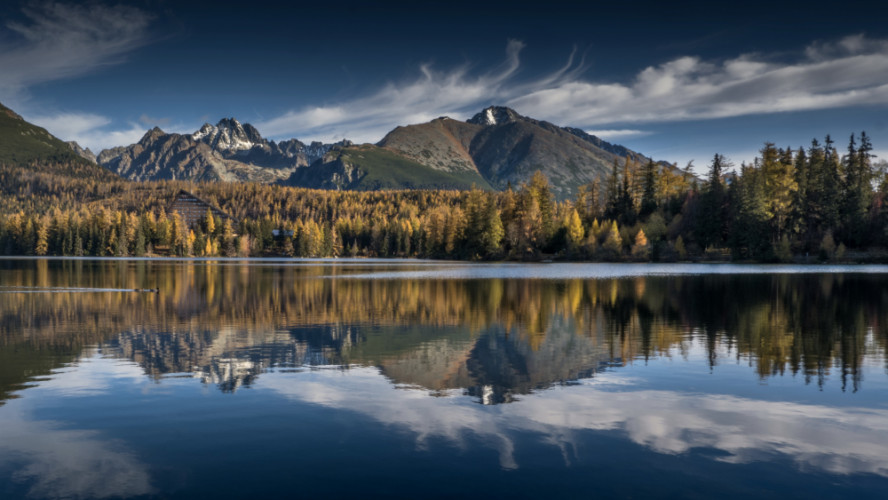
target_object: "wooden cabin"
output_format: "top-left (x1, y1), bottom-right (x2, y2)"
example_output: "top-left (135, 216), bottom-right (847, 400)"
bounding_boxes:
top-left (169, 190), bottom-right (236, 229)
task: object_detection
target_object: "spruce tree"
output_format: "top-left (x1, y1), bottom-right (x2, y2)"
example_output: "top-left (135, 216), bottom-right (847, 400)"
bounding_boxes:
top-left (696, 153), bottom-right (728, 248)
top-left (639, 159), bottom-right (658, 218)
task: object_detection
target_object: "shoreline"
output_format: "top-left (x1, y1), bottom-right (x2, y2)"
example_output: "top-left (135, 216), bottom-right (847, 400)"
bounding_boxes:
top-left (0, 254), bottom-right (886, 265)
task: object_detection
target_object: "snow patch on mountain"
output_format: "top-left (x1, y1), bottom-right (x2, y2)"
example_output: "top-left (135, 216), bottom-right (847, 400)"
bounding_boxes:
top-left (191, 118), bottom-right (258, 152)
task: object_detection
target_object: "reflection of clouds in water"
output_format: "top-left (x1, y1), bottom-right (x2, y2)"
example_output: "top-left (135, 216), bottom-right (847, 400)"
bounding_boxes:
top-left (0, 407), bottom-right (154, 499)
top-left (262, 368), bottom-right (888, 476)
top-left (264, 368), bottom-right (520, 468)
top-left (0, 357), bottom-right (154, 499)
top-left (35, 349), bottom-right (146, 397)
top-left (516, 388), bottom-right (888, 477)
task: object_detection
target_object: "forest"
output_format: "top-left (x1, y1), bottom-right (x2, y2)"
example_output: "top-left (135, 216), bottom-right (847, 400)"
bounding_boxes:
top-left (0, 132), bottom-right (886, 262)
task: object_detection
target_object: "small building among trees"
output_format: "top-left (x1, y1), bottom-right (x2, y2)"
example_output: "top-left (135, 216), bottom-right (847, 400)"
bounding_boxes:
top-left (169, 190), bottom-right (236, 229)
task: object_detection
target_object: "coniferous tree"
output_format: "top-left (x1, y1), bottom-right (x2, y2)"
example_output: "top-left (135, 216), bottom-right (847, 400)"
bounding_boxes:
top-left (481, 197), bottom-right (504, 257)
top-left (841, 132), bottom-right (873, 245)
top-left (696, 153), bottom-right (729, 248)
top-left (528, 171), bottom-right (555, 244)
top-left (617, 157), bottom-right (637, 226)
top-left (604, 159), bottom-right (621, 220)
top-left (820, 135), bottom-right (842, 234)
top-left (639, 159), bottom-right (658, 218)
top-left (730, 163), bottom-right (770, 258)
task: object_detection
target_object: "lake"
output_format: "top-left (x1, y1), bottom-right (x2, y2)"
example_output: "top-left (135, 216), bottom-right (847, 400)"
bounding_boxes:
top-left (1, 258), bottom-right (887, 499)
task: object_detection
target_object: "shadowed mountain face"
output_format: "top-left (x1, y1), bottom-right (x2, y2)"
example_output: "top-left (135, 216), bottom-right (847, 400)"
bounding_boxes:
top-left (284, 143), bottom-right (493, 191)
top-left (376, 106), bottom-right (663, 198)
top-left (2, 260), bottom-right (886, 405)
top-left (286, 106), bottom-right (665, 197)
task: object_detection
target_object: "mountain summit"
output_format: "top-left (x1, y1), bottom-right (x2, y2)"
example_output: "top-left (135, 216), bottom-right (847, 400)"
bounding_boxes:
top-left (193, 118), bottom-right (264, 152)
top-left (371, 106), bottom-right (662, 198)
top-left (98, 119), bottom-right (349, 182)
top-left (467, 106), bottom-right (523, 126)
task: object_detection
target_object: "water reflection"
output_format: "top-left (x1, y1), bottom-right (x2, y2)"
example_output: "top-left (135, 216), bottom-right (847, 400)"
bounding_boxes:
top-left (260, 366), bottom-right (888, 475)
top-left (1, 260), bottom-right (886, 401)
top-left (2, 259), bottom-right (888, 497)
top-left (0, 353), bottom-right (154, 499)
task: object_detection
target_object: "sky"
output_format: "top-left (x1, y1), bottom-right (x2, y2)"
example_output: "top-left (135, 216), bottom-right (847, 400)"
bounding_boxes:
top-left (2, 0), bottom-right (888, 171)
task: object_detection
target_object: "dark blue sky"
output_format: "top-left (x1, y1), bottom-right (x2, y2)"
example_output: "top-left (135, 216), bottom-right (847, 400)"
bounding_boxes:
top-left (2, 0), bottom-right (887, 169)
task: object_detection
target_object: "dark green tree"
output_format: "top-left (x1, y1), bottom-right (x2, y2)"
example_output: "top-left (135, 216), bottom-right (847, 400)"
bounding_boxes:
top-left (639, 159), bottom-right (658, 218)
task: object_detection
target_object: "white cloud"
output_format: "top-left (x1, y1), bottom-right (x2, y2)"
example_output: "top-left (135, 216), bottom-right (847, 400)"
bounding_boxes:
top-left (26, 111), bottom-right (202, 152)
top-left (509, 37), bottom-right (888, 127)
top-left (27, 112), bottom-right (148, 151)
top-left (258, 34), bottom-right (888, 145)
top-left (585, 129), bottom-right (652, 140)
top-left (0, 2), bottom-right (153, 103)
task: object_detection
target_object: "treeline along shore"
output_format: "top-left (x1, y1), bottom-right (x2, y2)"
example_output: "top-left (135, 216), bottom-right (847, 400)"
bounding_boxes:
top-left (1, 133), bottom-right (887, 262)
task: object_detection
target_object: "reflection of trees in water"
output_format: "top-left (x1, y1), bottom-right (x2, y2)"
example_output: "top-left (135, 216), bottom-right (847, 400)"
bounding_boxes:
top-left (1, 260), bottom-right (887, 400)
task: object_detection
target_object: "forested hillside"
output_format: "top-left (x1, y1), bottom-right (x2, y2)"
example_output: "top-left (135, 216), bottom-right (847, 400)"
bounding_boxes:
top-left (1, 132), bottom-right (886, 261)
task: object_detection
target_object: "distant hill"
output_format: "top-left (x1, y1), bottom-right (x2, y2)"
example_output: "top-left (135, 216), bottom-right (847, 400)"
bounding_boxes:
top-left (0, 102), bottom-right (116, 180)
top-left (377, 106), bottom-right (664, 199)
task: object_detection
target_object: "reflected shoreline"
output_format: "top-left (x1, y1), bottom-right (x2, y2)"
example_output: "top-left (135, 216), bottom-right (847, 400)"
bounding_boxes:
top-left (2, 259), bottom-right (886, 402)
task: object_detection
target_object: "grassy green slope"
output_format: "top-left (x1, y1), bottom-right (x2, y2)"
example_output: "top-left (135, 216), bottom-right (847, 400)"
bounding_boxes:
top-left (0, 102), bottom-right (116, 180)
top-left (340, 146), bottom-right (492, 190)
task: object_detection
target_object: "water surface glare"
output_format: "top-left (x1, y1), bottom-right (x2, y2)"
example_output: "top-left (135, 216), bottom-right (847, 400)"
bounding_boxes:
top-left (1, 259), bottom-right (887, 499)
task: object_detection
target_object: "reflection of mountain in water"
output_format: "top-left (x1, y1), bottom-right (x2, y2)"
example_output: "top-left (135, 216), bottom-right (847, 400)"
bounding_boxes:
top-left (108, 325), bottom-right (362, 392)
top-left (2, 260), bottom-right (887, 403)
top-left (103, 318), bottom-right (618, 403)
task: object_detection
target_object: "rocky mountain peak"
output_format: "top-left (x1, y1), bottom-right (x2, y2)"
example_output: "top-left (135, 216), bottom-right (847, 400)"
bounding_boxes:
top-left (141, 127), bottom-right (166, 143)
top-left (192, 117), bottom-right (261, 152)
top-left (217, 117), bottom-right (241, 128)
top-left (467, 106), bottom-right (523, 126)
top-left (67, 141), bottom-right (97, 163)
top-left (194, 122), bottom-right (215, 138)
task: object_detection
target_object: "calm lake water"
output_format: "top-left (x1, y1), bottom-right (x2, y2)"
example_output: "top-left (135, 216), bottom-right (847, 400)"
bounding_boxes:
top-left (1, 258), bottom-right (888, 499)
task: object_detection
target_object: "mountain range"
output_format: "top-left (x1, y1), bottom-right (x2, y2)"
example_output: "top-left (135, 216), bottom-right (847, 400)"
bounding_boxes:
top-left (283, 106), bottom-right (668, 197)
top-left (2, 100), bottom-right (667, 198)
top-left (95, 118), bottom-right (351, 183)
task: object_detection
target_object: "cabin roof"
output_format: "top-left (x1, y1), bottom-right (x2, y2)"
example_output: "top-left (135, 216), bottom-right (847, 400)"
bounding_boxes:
top-left (169, 190), bottom-right (237, 228)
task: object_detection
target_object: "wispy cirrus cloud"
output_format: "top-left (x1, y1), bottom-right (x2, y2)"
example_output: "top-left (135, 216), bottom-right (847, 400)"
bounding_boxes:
top-left (258, 34), bottom-right (888, 145)
top-left (258, 39), bottom-right (584, 143)
top-left (513, 36), bottom-right (888, 127)
top-left (0, 2), bottom-right (156, 151)
top-left (0, 2), bottom-right (154, 102)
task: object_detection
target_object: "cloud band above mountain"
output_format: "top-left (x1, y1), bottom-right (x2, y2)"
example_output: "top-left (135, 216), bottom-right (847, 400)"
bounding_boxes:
top-left (258, 34), bottom-right (888, 145)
